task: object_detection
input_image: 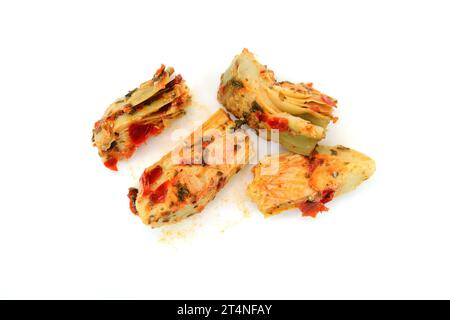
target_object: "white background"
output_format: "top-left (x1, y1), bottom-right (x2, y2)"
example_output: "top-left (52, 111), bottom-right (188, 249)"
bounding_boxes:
top-left (1, 0), bottom-right (449, 300)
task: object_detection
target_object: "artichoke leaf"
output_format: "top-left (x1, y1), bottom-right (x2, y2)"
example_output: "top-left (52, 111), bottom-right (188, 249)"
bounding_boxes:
top-left (113, 87), bottom-right (183, 131)
top-left (278, 133), bottom-right (320, 156)
top-left (127, 69), bottom-right (174, 107)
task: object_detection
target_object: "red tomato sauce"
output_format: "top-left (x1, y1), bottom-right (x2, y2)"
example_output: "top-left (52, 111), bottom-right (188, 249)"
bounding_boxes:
top-left (256, 112), bottom-right (289, 131)
top-left (267, 117), bottom-right (289, 131)
top-left (128, 123), bottom-right (162, 145)
top-left (154, 64), bottom-right (165, 78)
top-left (321, 94), bottom-right (337, 107)
top-left (256, 112), bottom-right (268, 122)
top-left (104, 158), bottom-right (118, 171)
top-left (308, 157), bottom-right (323, 174)
top-left (321, 189), bottom-right (335, 204)
top-left (150, 181), bottom-right (169, 204)
top-left (299, 201), bottom-right (329, 218)
top-left (140, 166), bottom-right (163, 196)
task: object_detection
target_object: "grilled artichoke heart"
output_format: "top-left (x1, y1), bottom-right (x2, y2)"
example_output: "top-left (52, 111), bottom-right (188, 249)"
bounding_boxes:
top-left (218, 49), bottom-right (337, 155)
top-left (92, 65), bottom-right (191, 170)
top-left (128, 109), bottom-right (252, 228)
top-left (247, 145), bottom-right (375, 217)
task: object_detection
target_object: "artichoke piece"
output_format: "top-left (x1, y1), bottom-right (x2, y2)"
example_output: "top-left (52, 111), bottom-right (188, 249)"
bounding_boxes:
top-left (128, 109), bottom-right (252, 228)
top-left (218, 49), bottom-right (338, 155)
top-left (247, 145), bottom-right (375, 217)
top-left (92, 65), bottom-right (191, 171)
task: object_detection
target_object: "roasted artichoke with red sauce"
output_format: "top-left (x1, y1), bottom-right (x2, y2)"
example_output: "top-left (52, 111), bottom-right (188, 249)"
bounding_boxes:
top-left (247, 145), bottom-right (375, 217)
top-left (218, 49), bottom-right (337, 156)
top-left (128, 109), bottom-right (252, 228)
top-left (92, 65), bottom-right (191, 170)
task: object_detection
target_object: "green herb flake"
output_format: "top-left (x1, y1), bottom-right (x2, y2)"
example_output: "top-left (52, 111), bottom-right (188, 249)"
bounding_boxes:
top-left (125, 88), bottom-right (137, 99)
top-left (176, 184), bottom-right (190, 202)
top-left (250, 101), bottom-right (263, 113)
top-left (234, 119), bottom-right (247, 130)
top-left (230, 79), bottom-right (244, 88)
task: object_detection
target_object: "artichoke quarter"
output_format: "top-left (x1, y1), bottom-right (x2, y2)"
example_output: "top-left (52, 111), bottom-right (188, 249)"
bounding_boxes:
top-left (218, 49), bottom-right (337, 155)
top-left (92, 65), bottom-right (191, 170)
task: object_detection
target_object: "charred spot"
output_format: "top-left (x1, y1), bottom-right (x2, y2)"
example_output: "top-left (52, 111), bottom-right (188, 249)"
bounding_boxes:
top-left (106, 140), bottom-right (117, 152)
top-left (157, 102), bottom-right (172, 113)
